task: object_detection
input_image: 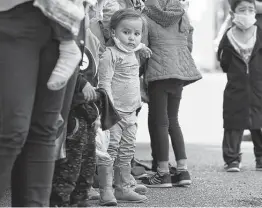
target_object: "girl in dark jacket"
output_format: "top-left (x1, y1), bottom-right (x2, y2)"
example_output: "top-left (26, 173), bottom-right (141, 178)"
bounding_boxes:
top-left (218, 0), bottom-right (262, 172)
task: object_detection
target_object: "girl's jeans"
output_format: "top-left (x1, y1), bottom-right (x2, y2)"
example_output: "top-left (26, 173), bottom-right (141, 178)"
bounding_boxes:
top-left (97, 111), bottom-right (137, 167)
top-left (148, 79), bottom-right (187, 162)
top-left (0, 2), bottom-right (65, 206)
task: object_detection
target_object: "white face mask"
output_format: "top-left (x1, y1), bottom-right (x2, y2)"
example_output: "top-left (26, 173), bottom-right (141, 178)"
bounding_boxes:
top-left (232, 13), bottom-right (256, 30)
top-left (113, 37), bottom-right (143, 53)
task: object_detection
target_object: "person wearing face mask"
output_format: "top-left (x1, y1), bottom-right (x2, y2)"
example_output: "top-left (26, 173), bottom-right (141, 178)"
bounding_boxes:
top-left (215, 0), bottom-right (262, 52)
top-left (217, 0), bottom-right (262, 173)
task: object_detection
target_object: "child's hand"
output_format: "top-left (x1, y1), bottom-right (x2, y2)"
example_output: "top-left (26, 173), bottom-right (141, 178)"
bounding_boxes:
top-left (140, 46), bottom-right (152, 59)
top-left (179, 0), bottom-right (189, 12)
top-left (82, 82), bottom-right (97, 102)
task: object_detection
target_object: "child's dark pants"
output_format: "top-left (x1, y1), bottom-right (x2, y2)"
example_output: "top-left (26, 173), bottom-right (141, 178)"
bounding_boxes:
top-left (51, 117), bottom-right (96, 206)
top-left (223, 129), bottom-right (262, 164)
top-left (0, 2), bottom-right (65, 206)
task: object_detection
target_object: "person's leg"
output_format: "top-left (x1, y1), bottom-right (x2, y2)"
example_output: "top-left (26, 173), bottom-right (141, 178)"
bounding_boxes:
top-left (0, 2), bottom-right (60, 204)
top-left (51, 117), bottom-right (85, 207)
top-left (114, 112), bottom-right (147, 203)
top-left (96, 122), bottom-right (122, 206)
top-left (166, 80), bottom-right (191, 186)
top-left (148, 103), bottom-right (158, 171)
top-left (222, 129), bottom-right (243, 172)
top-left (142, 80), bottom-right (172, 188)
top-left (250, 129), bottom-right (262, 170)
top-left (11, 29), bottom-right (67, 207)
top-left (148, 81), bottom-right (169, 172)
top-left (71, 118), bottom-right (97, 205)
top-left (167, 80), bottom-right (186, 168)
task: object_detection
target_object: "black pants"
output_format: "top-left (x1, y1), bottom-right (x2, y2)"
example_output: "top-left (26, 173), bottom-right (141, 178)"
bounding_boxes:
top-left (223, 129), bottom-right (262, 164)
top-left (148, 79), bottom-right (187, 162)
top-left (0, 3), bottom-right (66, 207)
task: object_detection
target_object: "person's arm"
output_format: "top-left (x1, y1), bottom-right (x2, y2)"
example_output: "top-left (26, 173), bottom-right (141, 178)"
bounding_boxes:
top-left (217, 41), bottom-right (230, 73)
top-left (256, 1), bottom-right (262, 14)
top-left (98, 48), bottom-right (115, 103)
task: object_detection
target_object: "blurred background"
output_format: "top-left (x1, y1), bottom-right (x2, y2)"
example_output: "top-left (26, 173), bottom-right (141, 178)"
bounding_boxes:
top-left (187, 0), bottom-right (230, 72)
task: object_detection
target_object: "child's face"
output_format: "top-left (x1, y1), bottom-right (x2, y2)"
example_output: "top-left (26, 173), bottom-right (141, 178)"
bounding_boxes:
top-left (113, 18), bottom-right (143, 50)
top-left (234, 1), bottom-right (256, 15)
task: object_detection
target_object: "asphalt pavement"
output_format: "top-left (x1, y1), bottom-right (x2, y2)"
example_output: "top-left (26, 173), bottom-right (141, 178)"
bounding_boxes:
top-left (1, 73), bottom-right (261, 207)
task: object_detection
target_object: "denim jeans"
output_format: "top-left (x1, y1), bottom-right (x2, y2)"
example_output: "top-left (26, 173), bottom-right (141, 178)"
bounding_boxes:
top-left (98, 111), bottom-right (137, 167)
top-left (0, 2), bottom-right (66, 206)
top-left (148, 79), bottom-right (187, 162)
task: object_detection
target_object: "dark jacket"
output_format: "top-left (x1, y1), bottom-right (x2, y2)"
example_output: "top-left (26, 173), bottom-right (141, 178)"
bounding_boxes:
top-left (71, 70), bottom-right (120, 131)
top-left (217, 26), bottom-right (262, 129)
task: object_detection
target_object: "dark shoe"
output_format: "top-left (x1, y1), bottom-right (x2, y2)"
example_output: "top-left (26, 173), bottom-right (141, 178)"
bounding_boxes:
top-left (49, 191), bottom-right (70, 207)
top-left (141, 172), bottom-right (172, 188)
top-left (171, 170), bottom-right (192, 186)
top-left (71, 192), bottom-right (91, 207)
top-left (224, 161), bottom-right (240, 172)
top-left (76, 200), bottom-right (91, 207)
top-left (256, 158), bottom-right (262, 171)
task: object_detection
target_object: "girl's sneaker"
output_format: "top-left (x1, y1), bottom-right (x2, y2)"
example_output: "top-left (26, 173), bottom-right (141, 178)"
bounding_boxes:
top-left (171, 170), bottom-right (192, 187)
top-left (141, 172), bottom-right (172, 188)
top-left (224, 161), bottom-right (241, 172)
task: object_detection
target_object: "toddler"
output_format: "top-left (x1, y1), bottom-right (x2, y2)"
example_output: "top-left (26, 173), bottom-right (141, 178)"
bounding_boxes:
top-left (97, 9), bottom-right (151, 206)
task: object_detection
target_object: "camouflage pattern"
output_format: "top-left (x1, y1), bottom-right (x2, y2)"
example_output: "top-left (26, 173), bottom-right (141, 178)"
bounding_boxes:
top-left (50, 115), bottom-right (96, 207)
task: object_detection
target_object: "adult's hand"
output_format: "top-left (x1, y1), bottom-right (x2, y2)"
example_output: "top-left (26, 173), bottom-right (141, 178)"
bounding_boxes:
top-left (82, 82), bottom-right (97, 102)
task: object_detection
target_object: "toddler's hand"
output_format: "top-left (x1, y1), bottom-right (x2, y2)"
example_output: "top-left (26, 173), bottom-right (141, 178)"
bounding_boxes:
top-left (82, 82), bottom-right (97, 102)
top-left (140, 46), bottom-right (152, 59)
top-left (179, 0), bottom-right (189, 12)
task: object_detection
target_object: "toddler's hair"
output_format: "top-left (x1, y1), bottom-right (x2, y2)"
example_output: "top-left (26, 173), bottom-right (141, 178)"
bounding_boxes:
top-left (230, 0), bottom-right (255, 12)
top-left (110, 9), bottom-right (143, 31)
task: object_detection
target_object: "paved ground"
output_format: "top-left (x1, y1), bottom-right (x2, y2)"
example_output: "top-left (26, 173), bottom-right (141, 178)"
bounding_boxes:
top-left (1, 73), bottom-right (261, 207)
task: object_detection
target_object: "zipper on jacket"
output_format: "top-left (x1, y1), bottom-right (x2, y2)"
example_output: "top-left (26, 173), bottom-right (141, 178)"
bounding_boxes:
top-left (245, 62), bottom-right (252, 128)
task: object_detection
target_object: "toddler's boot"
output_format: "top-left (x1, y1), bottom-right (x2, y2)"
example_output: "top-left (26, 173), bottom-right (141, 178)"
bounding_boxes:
top-left (114, 165), bottom-right (147, 203)
top-left (97, 165), bottom-right (117, 206)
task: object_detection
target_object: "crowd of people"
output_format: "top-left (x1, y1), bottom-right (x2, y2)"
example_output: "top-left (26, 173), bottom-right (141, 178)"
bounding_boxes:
top-left (0, 0), bottom-right (262, 207)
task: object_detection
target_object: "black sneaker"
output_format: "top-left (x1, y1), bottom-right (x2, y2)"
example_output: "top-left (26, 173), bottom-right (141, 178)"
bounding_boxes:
top-left (141, 172), bottom-right (172, 188)
top-left (171, 170), bottom-right (192, 186)
top-left (256, 158), bottom-right (262, 171)
top-left (224, 161), bottom-right (240, 172)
